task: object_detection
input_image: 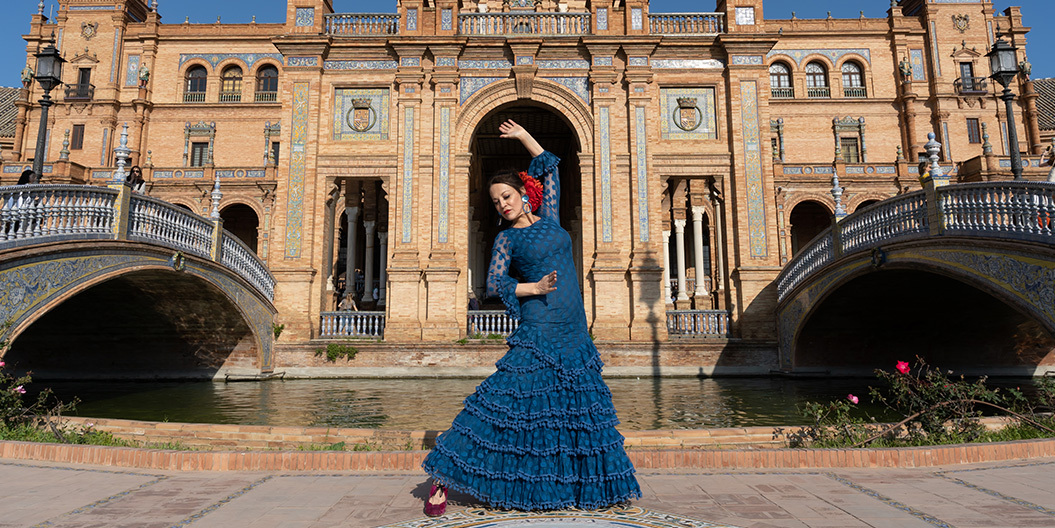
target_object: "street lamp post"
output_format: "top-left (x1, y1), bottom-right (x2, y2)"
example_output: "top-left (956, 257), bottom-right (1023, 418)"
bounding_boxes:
top-left (987, 34), bottom-right (1023, 180)
top-left (31, 42), bottom-right (65, 184)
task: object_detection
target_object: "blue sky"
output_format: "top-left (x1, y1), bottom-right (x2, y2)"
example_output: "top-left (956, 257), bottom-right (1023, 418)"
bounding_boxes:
top-left (1, 0), bottom-right (1051, 87)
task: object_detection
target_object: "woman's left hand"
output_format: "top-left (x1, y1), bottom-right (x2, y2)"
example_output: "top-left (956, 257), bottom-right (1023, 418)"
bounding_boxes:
top-left (534, 271), bottom-right (557, 295)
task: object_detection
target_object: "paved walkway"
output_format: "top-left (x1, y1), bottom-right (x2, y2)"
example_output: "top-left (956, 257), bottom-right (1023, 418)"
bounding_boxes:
top-left (2, 457), bottom-right (1054, 528)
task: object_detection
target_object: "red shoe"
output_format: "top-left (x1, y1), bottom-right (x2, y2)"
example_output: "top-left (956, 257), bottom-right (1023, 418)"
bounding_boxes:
top-left (424, 484), bottom-right (447, 517)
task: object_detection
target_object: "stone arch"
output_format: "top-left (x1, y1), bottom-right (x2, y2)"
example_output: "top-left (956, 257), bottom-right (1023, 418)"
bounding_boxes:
top-left (220, 201), bottom-right (261, 254)
top-left (247, 58), bottom-right (283, 78)
top-left (768, 55), bottom-right (799, 73)
top-left (455, 78), bottom-right (594, 155)
top-left (0, 244), bottom-right (274, 374)
top-left (847, 192), bottom-right (889, 212)
top-left (787, 199), bottom-right (832, 256)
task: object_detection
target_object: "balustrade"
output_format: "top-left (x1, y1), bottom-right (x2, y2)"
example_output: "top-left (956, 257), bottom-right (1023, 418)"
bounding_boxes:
top-left (467, 310), bottom-right (519, 337)
top-left (320, 311), bottom-right (386, 338)
top-left (771, 87), bottom-right (795, 99)
top-left (222, 233), bottom-right (276, 301)
top-left (954, 77), bottom-right (988, 95)
top-left (807, 87), bottom-right (831, 98)
top-left (0, 185), bottom-right (116, 242)
top-left (843, 87), bottom-right (868, 98)
top-left (458, 12), bottom-right (590, 36)
top-left (128, 195), bottom-right (213, 259)
top-left (666, 310), bottom-right (729, 336)
top-left (838, 192), bottom-right (927, 254)
top-left (325, 13), bottom-right (401, 35)
top-left (940, 182), bottom-right (1055, 242)
top-left (648, 13), bottom-right (725, 35)
top-left (777, 231), bottom-right (834, 301)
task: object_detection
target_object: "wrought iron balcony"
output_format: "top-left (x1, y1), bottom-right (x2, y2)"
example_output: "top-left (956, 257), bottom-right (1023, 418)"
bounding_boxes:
top-left (255, 91), bottom-right (278, 102)
top-left (807, 87), bottom-right (831, 99)
top-left (843, 87), bottom-right (868, 98)
top-left (955, 77), bottom-right (988, 95)
top-left (64, 83), bottom-right (94, 101)
top-left (648, 13), bottom-right (725, 35)
top-left (219, 91), bottom-right (241, 103)
top-left (183, 91), bottom-right (206, 103)
top-left (771, 87), bottom-right (795, 99)
top-left (458, 12), bottom-right (591, 36)
top-left (325, 13), bottom-right (400, 35)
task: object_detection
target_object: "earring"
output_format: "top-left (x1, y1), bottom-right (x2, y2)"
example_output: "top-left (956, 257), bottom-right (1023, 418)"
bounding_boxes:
top-left (522, 195), bottom-right (530, 213)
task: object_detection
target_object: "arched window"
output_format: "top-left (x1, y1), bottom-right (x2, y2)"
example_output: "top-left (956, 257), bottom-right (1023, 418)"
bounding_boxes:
top-left (220, 66), bottom-right (243, 102)
top-left (805, 61), bottom-right (830, 98)
top-left (769, 62), bottom-right (793, 98)
top-left (184, 66), bottom-right (207, 102)
top-left (255, 65), bottom-right (279, 102)
top-left (841, 61), bottom-right (866, 98)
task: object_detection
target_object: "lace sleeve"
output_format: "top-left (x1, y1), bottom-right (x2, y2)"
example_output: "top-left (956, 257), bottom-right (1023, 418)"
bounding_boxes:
top-left (486, 231), bottom-right (520, 318)
top-left (528, 151), bottom-right (561, 223)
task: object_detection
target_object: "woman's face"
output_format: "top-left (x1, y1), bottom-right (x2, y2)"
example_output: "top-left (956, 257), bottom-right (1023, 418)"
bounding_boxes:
top-left (490, 183), bottom-right (525, 222)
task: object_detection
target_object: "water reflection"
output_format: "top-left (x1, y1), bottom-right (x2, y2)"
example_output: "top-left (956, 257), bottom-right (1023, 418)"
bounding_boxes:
top-left (37, 377), bottom-right (1040, 430)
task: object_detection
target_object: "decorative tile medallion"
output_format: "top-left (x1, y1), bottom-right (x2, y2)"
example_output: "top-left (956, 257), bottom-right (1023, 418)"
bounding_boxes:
top-left (377, 507), bottom-right (739, 528)
top-left (333, 88), bottom-right (390, 141)
top-left (439, 106), bottom-right (451, 243)
top-left (287, 57), bottom-right (318, 67)
top-left (735, 7), bottom-right (756, 25)
top-left (459, 59), bottom-right (513, 69)
top-left (600, 106), bottom-right (612, 243)
top-left (516, 56), bottom-right (534, 66)
top-left (542, 77), bottom-right (590, 104)
top-left (635, 106), bottom-right (650, 242)
top-left (766, 48), bottom-right (872, 66)
top-left (910, 49), bottom-right (926, 81)
top-left (740, 81), bottom-right (768, 259)
top-left (125, 55), bottom-right (140, 86)
top-left (730, 55), bottom-right (763, 66)
top-left (179, 53), bottom-right (283, 69)
top-left (285, 82), bottom-right (309, 259)
top-left (593, 57), bottom-right (613, 67)
top-left (597, 8), bottom-right (608, 31)
top-left (295, 7), bottom-right (315, 27)
top-left (406, 8), bottom-right (417, 31)
top-left (628, 57), bottom-right (649, 67)
top-left (437, 57), bottom-right (457, 67)
top-left (401, 107), bottom-right (415, 243)
top-left (460, 77), bottom-right (504, 104)
top-left (659, 88), bottom-right (717, 140)
top-left (631, 8), bottom-right (643, 30)
top-left (441, 8), bottom-right (453, 31)
top-left (324, 60), bottom-right (398, 70)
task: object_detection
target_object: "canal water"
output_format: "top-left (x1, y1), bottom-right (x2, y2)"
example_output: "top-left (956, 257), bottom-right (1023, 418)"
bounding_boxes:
top-left (33, 376), bottom-right (1042, 430)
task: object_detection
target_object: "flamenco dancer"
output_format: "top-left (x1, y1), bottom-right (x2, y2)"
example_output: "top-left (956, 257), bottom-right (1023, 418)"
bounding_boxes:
top-left (421, 119), bottom-right (641, 515)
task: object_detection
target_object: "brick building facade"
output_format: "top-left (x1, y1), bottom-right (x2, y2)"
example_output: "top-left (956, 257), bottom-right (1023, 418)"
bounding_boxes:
top-left (4, 0), bottom-right (1048, 355)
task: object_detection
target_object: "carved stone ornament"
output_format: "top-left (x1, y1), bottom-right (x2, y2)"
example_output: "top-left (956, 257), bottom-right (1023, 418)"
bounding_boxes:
top-left (673, 97), bottom-right (702, 132)
top-left (952, 14), bottom-right (970, 33)
top-left (81, 22), bottom-right (98, 40)
top-left (347, 98), bottom-right (377, 132)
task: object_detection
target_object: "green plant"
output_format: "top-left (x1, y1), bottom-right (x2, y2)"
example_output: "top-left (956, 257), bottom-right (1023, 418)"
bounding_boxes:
top-left (455, 338), bottom-right (469, 345)
top-left (315, 343), bottom-right (358, 362)
top-left (299, 441), bottom-right (347, 451)
top-left (0, 322), bottom-right (79, 440)
top-left (272, 323), bottom-right (285, 340)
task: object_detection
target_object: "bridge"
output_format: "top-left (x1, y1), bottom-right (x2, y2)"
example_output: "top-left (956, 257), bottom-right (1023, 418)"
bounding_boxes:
top-left (776, 179), bottom-right (1055, 376)
top-left (0, 182), bottom-right (276, 378)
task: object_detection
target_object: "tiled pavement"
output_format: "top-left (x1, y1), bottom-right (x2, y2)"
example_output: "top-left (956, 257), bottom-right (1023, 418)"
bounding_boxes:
top-left (1, 458), bottom-right (1054, 528)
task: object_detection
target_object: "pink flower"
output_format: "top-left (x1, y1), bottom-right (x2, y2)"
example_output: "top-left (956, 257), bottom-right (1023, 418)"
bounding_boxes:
top-left (0, 360), bottom-right (5, 367)
top-left (847, 394), bottom-right (859, 404)
top-left (896, 361), bottom-right (910, 374)
top-left (13, 385), bottom-right (26, 394)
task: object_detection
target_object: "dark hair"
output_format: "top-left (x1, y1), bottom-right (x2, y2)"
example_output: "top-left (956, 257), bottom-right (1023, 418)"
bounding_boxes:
top-left (487, 169), bottom-right (525, 194)
top-left (17, 169), bottom-right (34, 185)
top-left (126, 165), bottom-right (144, 185)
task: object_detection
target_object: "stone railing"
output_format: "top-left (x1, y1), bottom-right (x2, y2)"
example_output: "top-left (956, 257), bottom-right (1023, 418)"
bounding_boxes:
top-left (666, 310), bottom-right (730, 336)
top-left (771, 87), bottom-right (794, 99)
top-left (0, 184), bottom-right (275, 303)
top-left (222, 233), bottom-right (275, 301)
top-left (128, 194), bottom-right (214, 259)
top-left (458, 12), bottom-right (590, 36)
top-left (0, 185), bottom-right (116, 243)
top-left (776, 182), bottom-right (1055, 303)
top-left (648, 13), bottom-right (725, 35)
top-left (325, 13), bottom-right (401, 35)
top-left (320, 311), bottom-right (386, 338)
top-left (843, 87), bottom-right (867, 98)
top-left (467, 310), bottom-right (519, 337)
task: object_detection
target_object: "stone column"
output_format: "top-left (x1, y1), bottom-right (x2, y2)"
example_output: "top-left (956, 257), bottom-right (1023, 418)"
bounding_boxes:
top-left (691, 206), bottom-right (709, 298)
top-left (378, 230), bottom-right (389, 307)
top-left (361, 220), bottom-right (377, 304)
top-left (711, 196), bottom-right (725, 294)
top-left (674, 219), bottom-right (688, 302)
top-left (662, 227), bottom-right (672, 304)
top-left (344, 205), bottom-right (360, 297)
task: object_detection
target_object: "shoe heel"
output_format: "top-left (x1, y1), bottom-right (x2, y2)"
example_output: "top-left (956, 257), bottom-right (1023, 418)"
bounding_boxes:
top-left (424, 484), bottom-right (447, 517)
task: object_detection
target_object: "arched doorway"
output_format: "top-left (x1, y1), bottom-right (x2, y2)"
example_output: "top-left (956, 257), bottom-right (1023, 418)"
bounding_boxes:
top-left (789, 201), bottom-right (831, 255)
top-left (467, 104), bottom-right (583, 308)
top-left (220, 203), bottom-right (259, 253)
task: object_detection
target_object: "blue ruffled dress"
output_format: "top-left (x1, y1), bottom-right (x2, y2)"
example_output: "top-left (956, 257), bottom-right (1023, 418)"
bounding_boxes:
top-left (421, 151), bottom-right (642, 511)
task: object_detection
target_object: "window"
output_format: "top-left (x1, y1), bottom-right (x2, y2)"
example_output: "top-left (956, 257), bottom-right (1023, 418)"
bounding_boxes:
top-left (805, 62), bottom-right (830, 98)
top-left (220, 66), bottom-right (243, 102)
top-left (190, 142), bottom-right (209, 167)
top-left (255, 65), bottom-right (279, 102)
top-left (769, 62), bottom-right (793, 98)
top-left (957, 62), bottom-right (986, 93)
top-left (65, 68), bottom-right (94, 100)
top-left (841, 137), bottom-right (861, 163)
top-left (184, 66), bottom-right (207, 102)
top-left (270, 142), bottom-right (280, 165)
top-left (967, 118), bottom-right (982, 144)
top-left (70, 124), bottom-right (85, 150)
top-left (841, 61), bottom-right (866, 97)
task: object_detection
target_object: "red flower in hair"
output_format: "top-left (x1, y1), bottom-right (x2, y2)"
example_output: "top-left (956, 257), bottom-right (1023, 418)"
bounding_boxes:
top-left (519, 172), bottom-right (543, 212)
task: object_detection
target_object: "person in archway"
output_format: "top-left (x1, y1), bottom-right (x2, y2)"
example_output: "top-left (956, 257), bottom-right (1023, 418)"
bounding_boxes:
top-left (421, 119), bottom-right (641, 515)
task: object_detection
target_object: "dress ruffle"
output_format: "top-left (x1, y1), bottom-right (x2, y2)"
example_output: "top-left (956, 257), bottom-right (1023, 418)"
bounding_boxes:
top-left (527, 151), bottom-right (561, 179)
top-left (422, 322), bottom-right (642, 511)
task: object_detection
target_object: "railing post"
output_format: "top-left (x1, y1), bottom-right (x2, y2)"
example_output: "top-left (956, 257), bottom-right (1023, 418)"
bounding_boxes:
top-left (921, 133), bottom-right (947, 235)
top-left (209, 172), bottom-right (223, 262)
top-left (108, 123), bottom-right (133, 240)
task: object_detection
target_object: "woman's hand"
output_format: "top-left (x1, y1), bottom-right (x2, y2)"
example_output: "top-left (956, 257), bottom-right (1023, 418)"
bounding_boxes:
top-left (534, 271), bottom-right (557, 295)
top-left (498, 119), bottom-right (544, 157)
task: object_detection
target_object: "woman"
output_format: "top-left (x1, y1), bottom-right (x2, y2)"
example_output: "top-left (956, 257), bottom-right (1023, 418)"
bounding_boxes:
top-left (126, 165), bottom-right (146, 193)
top-left (421, 120), bottom-right (641, 515)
